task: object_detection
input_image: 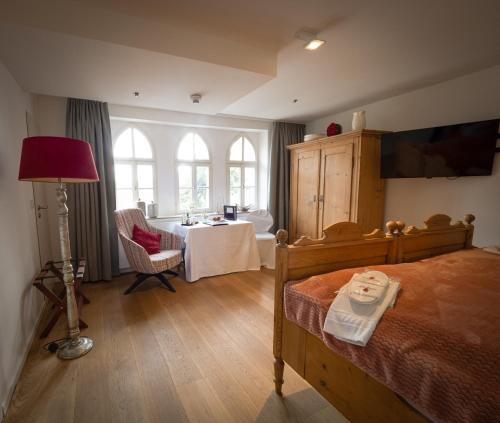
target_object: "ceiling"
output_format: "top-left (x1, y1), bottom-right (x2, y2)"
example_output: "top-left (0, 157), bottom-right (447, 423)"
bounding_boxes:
top-left (1, 0), bottom-right (500, 122)
top-left (77, 0), bottom-right (343, 53)
top-left (224, 0), bottom-right (500, 121)
top-left (0, 23), bottom-right (272, 116)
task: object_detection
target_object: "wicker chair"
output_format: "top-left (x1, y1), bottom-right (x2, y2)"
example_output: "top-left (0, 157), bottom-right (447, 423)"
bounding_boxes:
top-left (115, 208), bottom-right (183, 295)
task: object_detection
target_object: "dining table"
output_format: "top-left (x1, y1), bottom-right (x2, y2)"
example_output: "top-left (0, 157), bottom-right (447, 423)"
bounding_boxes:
top-left (173, 219), bottom-right (261, 282)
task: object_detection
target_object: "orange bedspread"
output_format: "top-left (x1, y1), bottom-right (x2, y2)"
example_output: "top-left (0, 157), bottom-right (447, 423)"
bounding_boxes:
top-left (284, 249), bottom-right (500, 423)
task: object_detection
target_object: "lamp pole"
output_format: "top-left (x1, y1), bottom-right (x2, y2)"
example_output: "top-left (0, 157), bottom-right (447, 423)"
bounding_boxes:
top-left (18, 136), bottom-right (99, 359)
top-left (56, 181), bottom-right (93, 359)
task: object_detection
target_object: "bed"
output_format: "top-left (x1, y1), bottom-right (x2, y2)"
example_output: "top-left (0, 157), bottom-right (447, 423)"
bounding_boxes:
top-left (273, 214), bottom-right (500, 423)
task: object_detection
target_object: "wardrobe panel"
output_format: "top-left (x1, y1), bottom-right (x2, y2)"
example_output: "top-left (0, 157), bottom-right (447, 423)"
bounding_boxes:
top-left (319, 143), bottom-right (354, 230)
top-left (293, 149), bottom-right (320, 239)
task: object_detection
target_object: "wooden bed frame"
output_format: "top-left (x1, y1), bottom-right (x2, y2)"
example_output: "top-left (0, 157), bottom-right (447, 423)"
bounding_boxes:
top-left (273, 213), bottom-right (475, 423)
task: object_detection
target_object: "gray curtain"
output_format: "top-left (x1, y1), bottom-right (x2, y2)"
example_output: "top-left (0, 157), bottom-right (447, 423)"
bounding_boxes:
top-left (66, 98), bottom-right (119, 281)
top-left (268, 121), bottom-right (305, 233)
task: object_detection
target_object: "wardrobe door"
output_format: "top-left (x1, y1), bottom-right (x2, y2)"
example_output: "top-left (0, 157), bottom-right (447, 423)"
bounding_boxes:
top-left (319, 143), bottom-right (354, 231)
top-left (290, 148), bottom-right (320, 240)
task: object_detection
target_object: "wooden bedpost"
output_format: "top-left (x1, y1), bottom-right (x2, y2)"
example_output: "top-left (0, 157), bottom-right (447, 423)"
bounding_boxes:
top-left (464, 214), bottom-right (475, 248)
top-left (273, 229), bottom-right (289, 396)
top-left (386, 220), bottom-right (405, 263)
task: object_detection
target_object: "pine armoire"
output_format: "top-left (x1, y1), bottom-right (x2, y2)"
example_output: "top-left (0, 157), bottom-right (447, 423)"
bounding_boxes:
top-left (288, 129), bottom-right (387, 242)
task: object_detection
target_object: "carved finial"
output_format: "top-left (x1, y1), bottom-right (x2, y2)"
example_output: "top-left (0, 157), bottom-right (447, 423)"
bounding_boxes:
top-left (464, 214), bottom-right (475, 225)
top-left (386, 220), bottom-right (398, 236)
top-left (276, 229), bottom-right (288, 246)
top-left (396, 220), bottom-right (405, 234)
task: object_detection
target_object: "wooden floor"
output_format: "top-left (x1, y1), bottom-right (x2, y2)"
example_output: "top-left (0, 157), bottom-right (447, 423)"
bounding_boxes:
top-left (5, 268), bottom-right (348, 423)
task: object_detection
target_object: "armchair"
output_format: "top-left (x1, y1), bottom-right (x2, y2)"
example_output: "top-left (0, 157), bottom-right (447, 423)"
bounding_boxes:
top-left (245, 209), bottom-right (275, 269)
top-left (115, 208), bottom-right (183, 295)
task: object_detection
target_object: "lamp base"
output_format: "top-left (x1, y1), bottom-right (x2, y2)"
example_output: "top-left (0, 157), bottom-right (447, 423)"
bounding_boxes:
top-left (57, 336), bottom-right (93, 360)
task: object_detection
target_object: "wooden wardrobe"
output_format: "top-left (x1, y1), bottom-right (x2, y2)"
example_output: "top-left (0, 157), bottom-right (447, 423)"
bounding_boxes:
top-left (288, 129), bottom-right (387, 242)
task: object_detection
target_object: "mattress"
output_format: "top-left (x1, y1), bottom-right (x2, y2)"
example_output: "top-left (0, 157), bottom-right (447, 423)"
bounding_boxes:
top-left (284, 249), bottom-right (500, 423)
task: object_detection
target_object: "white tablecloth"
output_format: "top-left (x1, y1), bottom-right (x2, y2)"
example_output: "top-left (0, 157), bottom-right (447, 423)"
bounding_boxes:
top-left (173, 220), bottom-right (261, 282)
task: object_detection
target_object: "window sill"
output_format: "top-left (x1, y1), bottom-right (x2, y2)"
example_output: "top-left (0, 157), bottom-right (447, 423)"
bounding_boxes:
top-left (146, 210), bottom-right (256, 221)
top-left (146, 214), bottom-right (183, 221)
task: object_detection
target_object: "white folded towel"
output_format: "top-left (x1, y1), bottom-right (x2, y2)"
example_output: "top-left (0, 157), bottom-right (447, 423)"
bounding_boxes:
top-left (323, 272), bottom-right (400, 346)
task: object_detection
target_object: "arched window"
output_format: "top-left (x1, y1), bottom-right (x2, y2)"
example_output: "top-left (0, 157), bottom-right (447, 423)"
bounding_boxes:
top-left (227, 136), bottom-right (257, 207)
top-left (177, 132), bottom-right (211, 211)
top-left (113, 128), bottom-right (155, 210)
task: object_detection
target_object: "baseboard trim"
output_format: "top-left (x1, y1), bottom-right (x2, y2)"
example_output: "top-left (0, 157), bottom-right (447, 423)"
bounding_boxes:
top-left (1, 297), bottom-right (48, 420)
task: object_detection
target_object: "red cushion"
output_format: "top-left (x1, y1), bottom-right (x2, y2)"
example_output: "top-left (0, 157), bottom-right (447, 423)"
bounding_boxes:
top-left (132, 224), bottom-right (161, 254)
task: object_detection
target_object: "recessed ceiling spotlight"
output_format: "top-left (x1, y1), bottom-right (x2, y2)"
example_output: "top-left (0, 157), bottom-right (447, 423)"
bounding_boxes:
top-left (133, 91), bottom-right (140, 97)
top-left (190, 93), bottom-right (202, 104)
top-left (304, 39), bottom-right (325, 50)
top-left (293, 99), bottom-right (298, 103)
top-left (295, 30), bottom-right (326, 51)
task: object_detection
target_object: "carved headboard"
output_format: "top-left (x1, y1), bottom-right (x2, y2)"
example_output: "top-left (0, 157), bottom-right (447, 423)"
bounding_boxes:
top-left (388, 213), bottom-right (475, 263)
top-left (275, 214), bottom-right (475, 281)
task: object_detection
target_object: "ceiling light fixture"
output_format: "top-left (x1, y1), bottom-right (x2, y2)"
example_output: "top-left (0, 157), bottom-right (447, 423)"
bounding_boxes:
top-left (190, 93), bottom-right (202, 104)
top-left (295, 30), bottom-right (326, 51)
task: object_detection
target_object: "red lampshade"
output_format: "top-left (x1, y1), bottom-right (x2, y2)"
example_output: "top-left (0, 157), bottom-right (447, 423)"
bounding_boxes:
top-left (18, 136), bottom-right (99, 183)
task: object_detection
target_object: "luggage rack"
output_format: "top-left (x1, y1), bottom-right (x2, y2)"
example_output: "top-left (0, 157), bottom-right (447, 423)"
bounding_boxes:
top-left (33, 258), bottom-right (89, 338)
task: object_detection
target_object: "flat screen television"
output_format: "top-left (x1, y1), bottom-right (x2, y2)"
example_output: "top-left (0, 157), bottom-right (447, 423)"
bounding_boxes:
top-left (380, 119), bottom-right (499, 178)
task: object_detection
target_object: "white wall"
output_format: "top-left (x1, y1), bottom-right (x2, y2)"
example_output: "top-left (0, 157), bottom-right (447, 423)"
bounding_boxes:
top-left (0, 63), bottom-right (46, 417)
top-left (109, 103), bottom-right (272, 132)
top-left (307, 65), bottom-right (500, 246)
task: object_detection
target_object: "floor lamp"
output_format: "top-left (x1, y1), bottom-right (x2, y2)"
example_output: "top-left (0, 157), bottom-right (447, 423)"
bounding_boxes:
top-left (19, 136), bottom-right (99, 359)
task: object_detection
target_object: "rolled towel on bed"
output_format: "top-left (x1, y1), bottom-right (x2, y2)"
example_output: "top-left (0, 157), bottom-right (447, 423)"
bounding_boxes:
top-left (348, 270), bottom-right (389, 304)
top-left (323, 271), bottom-right (400, 346)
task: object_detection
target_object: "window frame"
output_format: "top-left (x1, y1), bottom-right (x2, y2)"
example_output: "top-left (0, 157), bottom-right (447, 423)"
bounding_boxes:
top-left (175, 132), bottom-right (213, 212)
top-left (226, 135), bottom-right (258, 208)
top-left (113, 127), bottom-right (157, 210)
